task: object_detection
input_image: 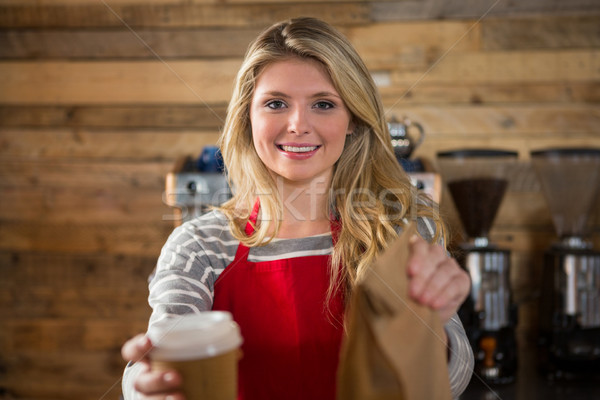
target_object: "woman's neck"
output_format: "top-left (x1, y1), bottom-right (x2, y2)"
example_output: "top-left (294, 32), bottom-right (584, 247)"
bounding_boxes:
top-left (274, 175), bottom-right (332, 238)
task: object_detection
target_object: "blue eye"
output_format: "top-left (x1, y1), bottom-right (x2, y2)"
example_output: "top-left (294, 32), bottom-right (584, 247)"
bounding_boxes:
top-left (266, 100), bottom-right (286, 109)
top-left (314, 101), bottom-right (334, 110)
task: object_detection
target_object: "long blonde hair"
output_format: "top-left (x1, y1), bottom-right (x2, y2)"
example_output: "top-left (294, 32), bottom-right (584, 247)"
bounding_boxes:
top-left (218, 17), bottom-right (445, 296)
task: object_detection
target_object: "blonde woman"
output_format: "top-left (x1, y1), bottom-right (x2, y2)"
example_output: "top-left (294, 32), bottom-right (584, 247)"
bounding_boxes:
top-left (122, 17), bottom-right (473, 400)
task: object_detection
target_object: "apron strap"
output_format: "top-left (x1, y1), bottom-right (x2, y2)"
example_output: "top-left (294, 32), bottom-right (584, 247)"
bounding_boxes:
top-left (244, 199), bottom-right (261, 236)
top-left (232, 199), bottom-right (260, 263)
top-left (330, 217), bottom-right (341, 246)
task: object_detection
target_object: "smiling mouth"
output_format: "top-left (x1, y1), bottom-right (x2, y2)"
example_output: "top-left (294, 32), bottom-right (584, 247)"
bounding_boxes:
top-left (278, 145), bottom-right (320, 153)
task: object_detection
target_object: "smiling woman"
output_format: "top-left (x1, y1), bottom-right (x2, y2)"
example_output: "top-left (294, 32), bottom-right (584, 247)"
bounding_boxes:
top-left (120, 16), bottom-right (473, 400)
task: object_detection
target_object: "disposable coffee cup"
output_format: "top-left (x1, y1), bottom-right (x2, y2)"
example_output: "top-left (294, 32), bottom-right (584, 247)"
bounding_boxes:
top-left (147, 312), bottom-right (243, 400)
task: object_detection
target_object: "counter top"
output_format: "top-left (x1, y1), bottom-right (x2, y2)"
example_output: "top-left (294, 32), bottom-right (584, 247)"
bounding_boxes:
top-left (460, 348), bottom-right (600, 400)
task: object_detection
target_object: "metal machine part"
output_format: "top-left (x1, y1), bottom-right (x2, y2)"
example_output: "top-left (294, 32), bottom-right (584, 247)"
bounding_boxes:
top-left (466, 249), bottom-right (511, 331)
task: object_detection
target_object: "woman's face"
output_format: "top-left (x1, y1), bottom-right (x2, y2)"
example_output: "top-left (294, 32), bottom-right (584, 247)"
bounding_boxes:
top-left (249, 57), bottom-right (353, 187)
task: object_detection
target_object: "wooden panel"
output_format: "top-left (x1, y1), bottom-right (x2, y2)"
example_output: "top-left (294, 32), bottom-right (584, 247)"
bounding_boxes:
top-left (0, 60), bottom-right (240, 104)
top-left (0, 104), bottom-right (227, 129)
top-left (345, 20), bottom-right (481, 70)
top-left (371, 0), bottom-right (600, 22)
top-left (0, 286), bottom-right (151, 319)
top-left (0, 349), bottom-right (128, 400)
top-left (1, 0), bottom-right (398, 4)
top-left (0, 2), bottom-right (370, 28)
top-left (4, 0), bottom-right (209, 3)
top-left (388, 50), bottom-right (600, 83)
top-left (387, 104), bottom-right (600, 135)
top-left (0, 5), bottom-right (510, 63)
top-left (0, 28), bottom-right (260, 59)
top-left (0, 129), bottom-right (221, 159)
top-left (1, 0), bottom-right (202, 3)
top-left (0, 186), bottom-right (171, 224)
top-left (0, 250), bottom-right (155, 319)
top-left (482, 15), bottom-right (600, 50)
top-left (1, 319), bottom-right (148, 351)
top-left (0, 19), bottom-right (485, 61)
top-left (0, 251), bottom-right (154, 288)
top-left (0, 221), bottom-right (173, 255)
top-left (378, 82), bottom-right (600, 105)
top-left (0, 160), bottom-right (172, 189)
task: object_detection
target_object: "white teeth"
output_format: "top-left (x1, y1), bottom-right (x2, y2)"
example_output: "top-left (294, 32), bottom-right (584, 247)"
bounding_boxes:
top-left (280, 145), bottom-right (318, 153)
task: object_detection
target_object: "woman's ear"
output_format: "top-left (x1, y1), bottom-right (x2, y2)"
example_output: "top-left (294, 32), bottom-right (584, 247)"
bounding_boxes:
top-left (346, 121), bottom-right (355, 136)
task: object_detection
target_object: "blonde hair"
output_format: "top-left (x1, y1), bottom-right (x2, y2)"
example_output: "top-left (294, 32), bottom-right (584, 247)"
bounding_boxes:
top-left (218, 17), bottom-right (445, 297)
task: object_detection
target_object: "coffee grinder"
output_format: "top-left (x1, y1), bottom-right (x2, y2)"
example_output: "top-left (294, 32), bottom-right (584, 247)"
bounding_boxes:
top-left (437, 149), bottom-right (519, 384)
top-left (531, 148), bottom-right (600, 380)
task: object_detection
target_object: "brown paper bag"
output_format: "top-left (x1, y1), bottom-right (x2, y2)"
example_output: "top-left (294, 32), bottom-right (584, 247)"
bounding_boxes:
top-left (337, 223), bottom-right (452, 400)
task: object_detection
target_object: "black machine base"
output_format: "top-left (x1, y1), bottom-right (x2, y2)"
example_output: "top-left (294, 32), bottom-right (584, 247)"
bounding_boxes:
top-left (538, 325), bottom-right (600, 381)
top-left (463, 325), bottom-right (519, 385)
top-left (538, 247), bottom-right (600, 381)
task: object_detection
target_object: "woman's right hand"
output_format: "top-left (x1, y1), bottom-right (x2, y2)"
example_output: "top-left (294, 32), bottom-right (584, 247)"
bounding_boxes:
top-left (121, 333), bottom-right (185, 399)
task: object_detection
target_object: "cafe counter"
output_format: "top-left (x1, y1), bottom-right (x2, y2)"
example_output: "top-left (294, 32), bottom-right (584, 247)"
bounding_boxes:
top-left (460, 345), bottom-right (600, 400)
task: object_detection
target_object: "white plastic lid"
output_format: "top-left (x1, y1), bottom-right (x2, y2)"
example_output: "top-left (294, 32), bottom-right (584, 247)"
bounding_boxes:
top-left (148, 312), bottom-right (243, 361)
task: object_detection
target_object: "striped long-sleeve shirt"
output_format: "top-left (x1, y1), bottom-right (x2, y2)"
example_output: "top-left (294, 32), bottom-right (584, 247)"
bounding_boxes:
top-left (123, 210), bottom-right (474, 399)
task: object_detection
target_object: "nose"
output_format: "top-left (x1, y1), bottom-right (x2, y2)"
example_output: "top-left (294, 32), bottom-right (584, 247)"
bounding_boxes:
top-left (287, 107), bottom-right (311, 135)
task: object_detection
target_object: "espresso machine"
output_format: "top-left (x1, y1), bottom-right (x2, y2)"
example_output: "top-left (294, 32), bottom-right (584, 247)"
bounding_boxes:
top-left (388, 116), bottom-right (425, 173)
top-left (165, 146), bottom-right (231, 226)
top-left (437, 149), bottom-right (519, 384)
top-left (531, 148), bottom-right (600, 380)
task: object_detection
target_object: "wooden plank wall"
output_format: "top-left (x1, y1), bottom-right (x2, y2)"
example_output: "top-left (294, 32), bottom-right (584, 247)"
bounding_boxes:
top-left (1, 1), bottom-right (599, 398)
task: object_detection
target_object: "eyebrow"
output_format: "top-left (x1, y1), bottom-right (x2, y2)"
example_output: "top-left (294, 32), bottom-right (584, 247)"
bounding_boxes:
top-left (258, 90), bottom-right (342, 99)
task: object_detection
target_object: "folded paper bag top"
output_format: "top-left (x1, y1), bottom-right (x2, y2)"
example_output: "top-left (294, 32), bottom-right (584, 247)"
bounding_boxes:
top-left (337, 223), bottom-right (453, 400)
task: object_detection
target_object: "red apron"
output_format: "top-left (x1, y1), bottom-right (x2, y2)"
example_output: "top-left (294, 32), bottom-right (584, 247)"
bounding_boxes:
top-left (212, 202), bottom-right (345, 400)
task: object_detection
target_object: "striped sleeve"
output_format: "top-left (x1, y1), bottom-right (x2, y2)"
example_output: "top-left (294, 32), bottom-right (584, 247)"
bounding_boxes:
top-left (445, 314), bottom-right (475, 398)
top-left (147, 212), bottom-right (237, 327)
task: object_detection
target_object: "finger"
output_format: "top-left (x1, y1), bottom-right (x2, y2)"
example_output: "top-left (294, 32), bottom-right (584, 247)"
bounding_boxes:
top-left (416, 258), bottom-right (466, 306)
top-left (406, 235), bottom-right (429, 277)
top-left (431, 270), bottom-right (471, 324)
top-left (429, 275), bottom-right (467, 311)
top-left (122, 334), bottom-right (153, 363)
top-left (407, 241), bottom-right (447, 299)
top-left (431, 267), bottom-right (470, 309)
top-left (134, 370), bottom-right (183, 396)
top-left (407, 236), bottom-right (448, 276)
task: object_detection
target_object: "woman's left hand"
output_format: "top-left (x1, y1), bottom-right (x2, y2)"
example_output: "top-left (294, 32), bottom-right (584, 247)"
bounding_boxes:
top-left (406, 235), bottom-right (470, 325)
